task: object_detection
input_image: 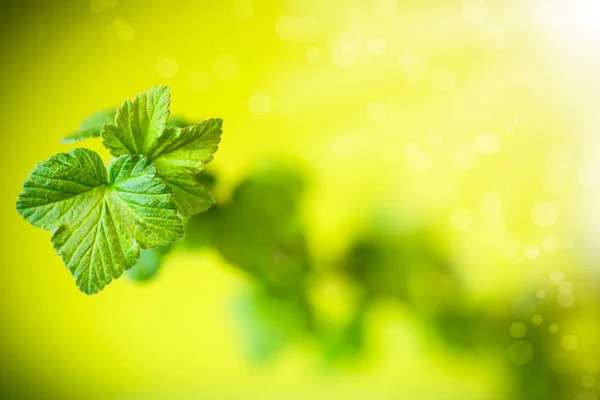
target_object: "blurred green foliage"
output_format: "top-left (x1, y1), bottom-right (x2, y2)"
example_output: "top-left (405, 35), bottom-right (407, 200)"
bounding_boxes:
top-left (128, 161), bottom-right (598, 400)
top-left (126, 245), bottom-right (173, 281)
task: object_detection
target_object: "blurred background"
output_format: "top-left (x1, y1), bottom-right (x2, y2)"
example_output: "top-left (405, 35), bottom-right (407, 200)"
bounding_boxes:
top-left (1, 0), bottom-right (600, 399)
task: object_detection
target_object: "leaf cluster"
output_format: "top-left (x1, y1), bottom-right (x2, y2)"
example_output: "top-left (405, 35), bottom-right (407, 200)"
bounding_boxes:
top-left (16, 87), bottom-right (222, 294)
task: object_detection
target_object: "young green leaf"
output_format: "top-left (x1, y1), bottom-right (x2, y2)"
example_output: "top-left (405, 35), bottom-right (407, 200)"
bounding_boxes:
top-left (61, 109), bottom-right (116, 144)
top-left (16, 148), bottom-right (183, 294)
top-left (101, 87), bottom-right (222, 216)
top-left (101, 86), bottom-right (171, 156)
top-left (149, 120), bottom-right (222, 214)
top-left (63, 111), bottom-right (190, 145)
top-left (158, 170), bottom-right (214, 215)
top-left (149, 119), bottom-right (222, 174)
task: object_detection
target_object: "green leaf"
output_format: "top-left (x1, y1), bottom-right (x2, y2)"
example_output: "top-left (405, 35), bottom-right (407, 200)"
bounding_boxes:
top-left (101, 87), bottom-right (222, 215)
top-left (150, 120), bottom-right (222, 215)
top-left (160, 171), bottom-right (214, 215)
top-left (61, 109), bottom-right (116, 144)
top-left (62, 110), bottom-right (190, 145)
top-left (102, 86), bottom-right (171, 156)
top-left (149, 119), bottom-right (223, 174)
top-left (16, 148), bottom-right (183, 294)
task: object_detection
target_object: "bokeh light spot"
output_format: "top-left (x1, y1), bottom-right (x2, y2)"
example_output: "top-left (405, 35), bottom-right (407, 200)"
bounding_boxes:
top-left (90, 0), bottom-right (106, 13)
top-left (485, 214), bottom-right (506, 233)
top-left (248, 92), bottom-right (273, 115)
top-left (400, 53), bottom-right (430, 87)
top-left (373, 0), bottom-right (397, 15)
top-left (333, 47), bottom-right (358, 68)
top-left (429, 64), bottom-right (456, 91)
top-left (118, 24), bottom-right (135, 40)
top-left (495, 233), bottom-right (523, 259)
top-left (276, 15), bottom-right (300, 40)
top-left (585, 359), bottom-right (600, 374)
top-left (562, 334), bottom-right (579, 350)
top-left (557, 293), bottom-right (575, 308)
top-left (509, 341), bottom-right (534, 364)
top-left (452, 141), bottom-right (478, 170)
top-left (578, 163), bottom-right (600, 186)
top-left (426, 132), bottom-right (442, 147)
top-left (543, 169), bottom-right (565, 194)
top-left (299, 17), bottom-right (320, 42)
top-left (450, 209), bottom-right (473, 231)
top-left (536, 0), bottom-right (600, 58)
top-left (550, 270), bottom-right (565, 285)
top-left (559, 236), bottom-right (575, 251)
top-left (582, 375), bottom-right (596, 389)
top-left (103, 19), bottom-right (133, 42)
top-left (489, 27), bottom-right (508, 50)
top-left (405, 143), bottom-right (432, 174)
top-left (305, 47), bottom-right (321, 62)
top-left (532, 315), bottom-right (543, 325)
top-left (366, 101), bottom-right (387, 121)
top-left (480, 193), bottom-right (502, 214)
top-left (90, 0), bottom-right (118, 13)
top-left (276, 16), bottom-right (320, 42)
top-left (536, 290), bottom-right (546, 299)
top-left (559, 281), bottom-right (573, 295)
top-left (574, 393), bottom-right (599, 400)
top-left (541, 236), bottom-right (557, 252)
top-left (213, 54), bottom-right (241, 81)
top-left (462, 0), bottom-right (488, 21)
top-left (189, 68), bottom-right (214, 92)
top-left (156, 57), bottom-right (178, 78)
top-left (524, 244), bottom-right (540, 259)
top-left (230, 0), bottom-right (254, 20)
top-left (475, 132), bottom-right (502, 155)
top-left (547, 149), bottom-right (572, 171)
top-left (368, 38), bottom-right (387, 55)
top-left (510, 322), bottom-right (527, 338)
top-left (330, 29), bottom-right (362, 68)
top-left (531, 201), bottom-right (559, 227)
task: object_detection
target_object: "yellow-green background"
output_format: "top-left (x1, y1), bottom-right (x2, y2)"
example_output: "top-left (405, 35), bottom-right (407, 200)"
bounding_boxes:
top-left (1, 0), bottom-right (600, 398)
